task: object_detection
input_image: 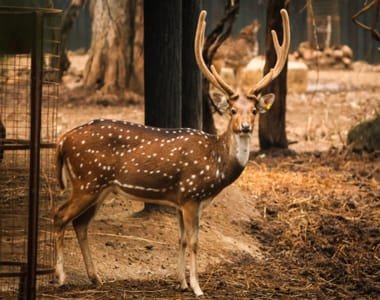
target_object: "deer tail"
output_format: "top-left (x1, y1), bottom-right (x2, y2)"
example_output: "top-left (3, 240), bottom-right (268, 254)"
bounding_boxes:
top-left (56, 137), bottom-right (66, 190)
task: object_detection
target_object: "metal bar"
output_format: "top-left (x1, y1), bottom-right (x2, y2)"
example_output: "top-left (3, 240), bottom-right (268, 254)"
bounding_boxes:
top-left (26, 11), bottom-right (44, 300)
top-left (0, 144), bottom-right (56, 151)
top-left (0, 260), bottom-right (54, 277)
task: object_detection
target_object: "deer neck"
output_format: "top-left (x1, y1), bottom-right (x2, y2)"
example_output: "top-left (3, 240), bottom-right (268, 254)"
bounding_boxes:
top-left (218, 126), bottom-right (251, 185)
top-left (227, 130), bottom-right (251, 167)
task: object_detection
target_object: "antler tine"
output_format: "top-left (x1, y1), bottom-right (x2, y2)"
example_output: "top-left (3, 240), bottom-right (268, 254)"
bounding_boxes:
top-left (195, 11), bottom-right (224, 93)
top-left (248, 9), bottom-right (290, 96)
top-left (195, 10), bottom-right (237, 97)
top-left (272, 9), bottom-right (290, 78)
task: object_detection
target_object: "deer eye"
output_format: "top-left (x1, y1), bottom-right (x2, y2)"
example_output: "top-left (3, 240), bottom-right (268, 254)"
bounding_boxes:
top-left (252, 108), bottom-right (257, 115)
top-left (231, 108), bottom-right (237, 115)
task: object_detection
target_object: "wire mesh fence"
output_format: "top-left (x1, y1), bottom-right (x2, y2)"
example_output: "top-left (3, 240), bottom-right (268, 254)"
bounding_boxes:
top-left (0, 7), bottom-right (61, 299)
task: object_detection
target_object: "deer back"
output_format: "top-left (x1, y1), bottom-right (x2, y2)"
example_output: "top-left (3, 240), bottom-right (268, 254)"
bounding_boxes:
top-left (57, 119), bottom-right (244, 205)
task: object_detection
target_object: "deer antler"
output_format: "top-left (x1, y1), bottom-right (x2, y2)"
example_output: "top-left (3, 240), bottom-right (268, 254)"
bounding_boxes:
top-left (195, 10), bottom-right (238, 99)
top-left (248, 9), bottom-right (290, 96)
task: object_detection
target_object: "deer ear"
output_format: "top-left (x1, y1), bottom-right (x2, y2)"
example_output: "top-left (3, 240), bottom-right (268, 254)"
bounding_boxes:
top-left (210, 90), bottom-right (230, 113)
top-left (256, 93), bottom-right (275, 114)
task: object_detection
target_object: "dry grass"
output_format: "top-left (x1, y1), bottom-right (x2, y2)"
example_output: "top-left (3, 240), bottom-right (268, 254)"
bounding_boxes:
top-left (235, 150), bottom-right (380, 298)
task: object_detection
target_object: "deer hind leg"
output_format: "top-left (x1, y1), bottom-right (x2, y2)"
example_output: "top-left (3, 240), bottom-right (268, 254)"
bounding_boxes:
top-left (176, 209), bottom-right (189, 291)
top-left (53, 192), bottom-right (98, 286)
top-left (72, 203), bottom-right (102, 285)
top-left (182, 201), bottom-right (203, 297)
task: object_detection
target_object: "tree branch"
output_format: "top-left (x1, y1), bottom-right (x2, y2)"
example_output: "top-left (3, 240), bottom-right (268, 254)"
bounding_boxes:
top-left (202, 0), bottom-right (240, 118)
top-left (352, 0), bottom-right (380, 41)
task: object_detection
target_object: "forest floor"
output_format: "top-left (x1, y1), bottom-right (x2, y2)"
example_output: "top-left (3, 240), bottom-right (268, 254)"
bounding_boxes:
top-left (40, 54), bottom-right (380, 299)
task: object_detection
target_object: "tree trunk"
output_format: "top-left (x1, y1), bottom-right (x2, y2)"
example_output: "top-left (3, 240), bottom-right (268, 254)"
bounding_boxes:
top-left (259, 0), bottom-right (289, 150)
top-left (182, 0), bottom-right (202, 130)
top-left (128, 0), bottom-right (144, 94)
top-left (144, 0), bottom-right (182, 128)
top-left (142, 0), bottom-right (182, 214)
top-left (83, 0), bottom-right (136, 95)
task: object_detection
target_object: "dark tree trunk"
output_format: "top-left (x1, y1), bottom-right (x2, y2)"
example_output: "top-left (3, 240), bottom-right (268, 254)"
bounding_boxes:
top-left (259, 0), bottom-right (289, 150)
top-left (143, 0), bottom-right (182, 213)
top-left (202, 96), bottom-right (216, 133)
top-left (182, 0), bottom-right (202, 130)
top-left (0, 118), bottom-right (5, 163)
top-left (144, 0), bottom-right (182, 128)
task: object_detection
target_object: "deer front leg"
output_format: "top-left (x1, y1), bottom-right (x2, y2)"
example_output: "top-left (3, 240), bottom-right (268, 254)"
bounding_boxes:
top-left (72, 204), bottom-right (102, 285)
top-left (176, 209), bottom-right (189, 291)
top-left (182, 201), bottom-right (203, 297)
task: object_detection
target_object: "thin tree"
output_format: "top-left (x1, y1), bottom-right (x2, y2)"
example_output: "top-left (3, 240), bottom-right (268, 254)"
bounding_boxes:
top-left (141, 0), bottom-right (182, 214)
top-left (352, 0), bottom-right (380, 41)
top-left (129, 0), bottom-right (144, 94)
top-left (202, 0), bottom-right (240, 134)
top-left (259, 0), bottom-right (289, 150)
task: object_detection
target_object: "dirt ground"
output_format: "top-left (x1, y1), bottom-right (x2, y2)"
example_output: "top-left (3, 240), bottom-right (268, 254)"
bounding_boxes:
top-left (41, 55), bottom-right (380, 299)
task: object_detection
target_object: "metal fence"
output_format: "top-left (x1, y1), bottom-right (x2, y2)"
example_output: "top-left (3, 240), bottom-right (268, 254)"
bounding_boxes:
top-left (0, 7), bottom-right (61, 299)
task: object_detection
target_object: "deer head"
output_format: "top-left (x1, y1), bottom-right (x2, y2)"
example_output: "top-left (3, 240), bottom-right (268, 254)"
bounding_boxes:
top-left (195, 9), bottom-right (290, 136)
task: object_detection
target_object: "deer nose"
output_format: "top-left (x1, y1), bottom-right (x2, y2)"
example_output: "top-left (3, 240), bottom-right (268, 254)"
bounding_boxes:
top-left (241, 123), bottom-right (251, 133)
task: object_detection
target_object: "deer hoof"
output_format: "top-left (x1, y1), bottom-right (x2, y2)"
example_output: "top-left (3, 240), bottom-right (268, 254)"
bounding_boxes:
top-left (194, 290), bottom-right (204, 298)
top-left (54, 270), bottom-right (66, 286)
top-left (192, 287), bottom-right (204, 298)
top-left (90, 274), bottom-right (103, 286)
top-left (177, 281), bottom-right (189, 292)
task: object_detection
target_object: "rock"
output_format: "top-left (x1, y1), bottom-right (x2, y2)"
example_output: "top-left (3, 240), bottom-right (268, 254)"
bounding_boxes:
top-left (347, 116), bottom-right (380, 152)
top-left (293, 42), bottom-right (353, 69)
top-left (342, 57), bottom-right (352, 67)
top-left (145, 244), bottom-right (154, 250)
top-left (105, 240), bottom-right (116, 248)
top-left (333, 49), bottom-right (344, 58)
top-left (341, 45), bottom-right (353, 58)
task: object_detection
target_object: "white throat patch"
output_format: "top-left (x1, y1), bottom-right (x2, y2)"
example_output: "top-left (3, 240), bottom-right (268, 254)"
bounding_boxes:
top-left (233, 135), bottom-right (251, 166)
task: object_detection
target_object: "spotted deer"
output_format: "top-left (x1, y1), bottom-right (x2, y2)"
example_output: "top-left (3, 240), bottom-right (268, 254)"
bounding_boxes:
top-left (213, 19), bottom-right (261, 71)
top-left (54, 9), bottom-right (290, 297)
